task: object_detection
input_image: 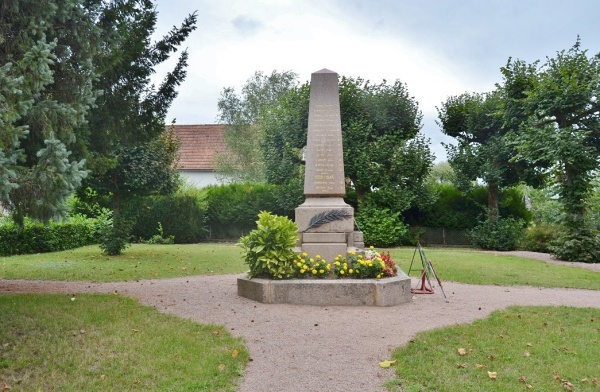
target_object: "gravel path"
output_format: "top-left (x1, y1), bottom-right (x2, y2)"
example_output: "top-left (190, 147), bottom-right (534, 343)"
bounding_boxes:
top-left (1, 251), bottom-right (599, 392)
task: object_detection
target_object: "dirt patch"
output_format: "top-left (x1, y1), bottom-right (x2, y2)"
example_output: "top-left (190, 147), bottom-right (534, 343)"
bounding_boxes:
top-left (2, 265), bottom-right (600, 391)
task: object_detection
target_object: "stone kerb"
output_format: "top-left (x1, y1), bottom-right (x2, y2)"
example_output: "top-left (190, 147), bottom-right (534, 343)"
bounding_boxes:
top-left (237, 271), bottom-right (412, 306)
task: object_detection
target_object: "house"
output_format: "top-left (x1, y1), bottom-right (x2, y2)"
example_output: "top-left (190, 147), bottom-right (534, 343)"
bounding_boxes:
top-left (171, 124), bottom-right (227, 187)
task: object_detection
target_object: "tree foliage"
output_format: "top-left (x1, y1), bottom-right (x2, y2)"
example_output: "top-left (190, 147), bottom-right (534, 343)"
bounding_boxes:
top-left (437, 91), bottom-right (537, 221)
top-left (261, 76), bottom-right (434, 215)
top-left (78, 1), bottom-right (197, 254)
top-left (216, 70), bottom-right (299, 182)
top-left (0, 0), bottom-right (99, 227)
top-left (502, 38), bottom-right (600, 261)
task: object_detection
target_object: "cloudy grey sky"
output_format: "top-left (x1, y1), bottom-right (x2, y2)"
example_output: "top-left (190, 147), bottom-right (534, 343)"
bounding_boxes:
top-left (152, 0), bottom-right (600, 161)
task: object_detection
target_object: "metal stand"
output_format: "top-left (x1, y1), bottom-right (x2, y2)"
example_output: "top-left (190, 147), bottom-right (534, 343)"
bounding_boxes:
top-left (409, 242), bottom-right (447, 299)
top-left (411, 269), bottom-right (434, 294)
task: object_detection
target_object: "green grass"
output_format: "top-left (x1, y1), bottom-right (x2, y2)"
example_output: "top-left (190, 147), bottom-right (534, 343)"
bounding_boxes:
top-left (390, 247), bottom-right (600, 290)
top-left (0, 243), bottom-right (247, 282)
top-left (2, 244), bottom-right (599, 290)
top-left (385, 306), bottom-right (600, 392)
top-left (0, 293), bottom-right (248, 391)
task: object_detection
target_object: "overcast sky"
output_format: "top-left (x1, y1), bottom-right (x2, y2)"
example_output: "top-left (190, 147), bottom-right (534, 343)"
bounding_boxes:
top-left (151, 0), bottom-right (600, 161)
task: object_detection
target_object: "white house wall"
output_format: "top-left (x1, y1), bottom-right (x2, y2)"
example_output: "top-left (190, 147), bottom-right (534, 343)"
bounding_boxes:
top-left (179, 170), bottom-right (225, 188)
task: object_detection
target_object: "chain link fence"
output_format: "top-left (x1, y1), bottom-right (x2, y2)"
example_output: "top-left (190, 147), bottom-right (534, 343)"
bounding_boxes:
top-left (414, 227), bottom-right (472, 247)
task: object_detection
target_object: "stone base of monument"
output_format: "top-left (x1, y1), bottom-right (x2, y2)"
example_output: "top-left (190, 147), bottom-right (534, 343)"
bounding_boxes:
top-left (237, 270), bottom-right (412, 306)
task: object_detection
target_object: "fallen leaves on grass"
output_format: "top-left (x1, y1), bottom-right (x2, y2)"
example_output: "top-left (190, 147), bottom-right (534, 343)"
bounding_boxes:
top-left (562, 381), bottom-right (574, 390)
top-left (378, 360), bottom-right (396, 368)
top-left (218, 364), bottom-right (226, 372)
top-left (232, 349), bottom-right (239, 358)
top-left (487, 371), bottom-right (498, 379)
top-left (457, 348), bottom-right (467, 356)
top-left (476, 364), bottom-right (487, 370)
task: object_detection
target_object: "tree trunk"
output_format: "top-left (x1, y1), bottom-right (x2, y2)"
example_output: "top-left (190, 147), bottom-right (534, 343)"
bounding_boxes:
top-left (356, 186), bottom-right (367, 204)
top-left (488, 182), bottom-right (499, 221)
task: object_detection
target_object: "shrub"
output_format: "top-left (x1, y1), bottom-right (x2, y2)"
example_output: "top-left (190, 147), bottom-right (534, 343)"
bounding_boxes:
top-left (549, 226), bottom-right (600, 263)
top-left (403, 184), bottom-right (532, 230)
top-left (0, 216), bottom-right (98, 256)
top-left (519, 223), bottom-right (561, 253)
top-left (143, 222), bottom-right (175, 245)
top-left (356, 205), bottom-right (407, 247)
top-left (470, 217), bottom-right (524, 251)
top-left (96, 209), bottom-right (130, 256)
top-left (206, 183), bottom-right (291, 239)
top-left (129, 191), bottom-right (207, 243)
top-left (238, 211), bottom-right (299, 279)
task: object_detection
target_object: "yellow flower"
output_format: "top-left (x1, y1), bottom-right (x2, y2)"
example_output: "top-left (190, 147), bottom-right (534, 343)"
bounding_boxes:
top-left (316, 255), bottom-right (321, 259)
top-left (326, 264), bottom-right (331, 270)
top-left (312, 269), bottom-right (317, 274)
top-left (349, 251), bottom-right (355, 256)
top-left (302, 252), bottom-right (308, 257)
top-left (370, 245), bottom-right (375, 249)
top-left (296, 262), bottom-right (302, 267)
top-left (340, 270), bottom-right (345, 275)
top-left (343, 263), bottom-right (348, 269)
top-left (349, 269), bottom-right (353, 274)
top-left (309, 258), bottom-right (314, 263)
top-left (300, 269), bottom-right (306, 274)
top-left (319, 269), bottom-right (324, 274)
top-left (376, 274), bottom-right (382, 279)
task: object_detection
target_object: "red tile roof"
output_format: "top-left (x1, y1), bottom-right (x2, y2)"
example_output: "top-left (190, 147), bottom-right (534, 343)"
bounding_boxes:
top-left (170, 124), bottom-right (226, 171)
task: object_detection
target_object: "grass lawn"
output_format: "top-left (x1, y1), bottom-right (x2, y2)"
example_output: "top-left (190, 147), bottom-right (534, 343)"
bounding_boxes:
top-left (0, 243), bottom-right (247, 282)
top-left (0, 293), bottom-right (248, 391)
top-left (385, 305), bottom-right (600, 392)
top-left (389, 247), bottom-right (600, 290)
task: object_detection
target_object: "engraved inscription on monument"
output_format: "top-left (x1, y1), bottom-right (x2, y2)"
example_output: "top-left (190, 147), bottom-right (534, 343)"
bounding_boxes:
top-left (303, 69), bottom-right (345, 197)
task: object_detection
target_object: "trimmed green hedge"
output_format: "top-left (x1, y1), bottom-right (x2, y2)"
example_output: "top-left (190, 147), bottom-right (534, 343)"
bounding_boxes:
top-left (204, 183), bottom-right (297, 239)
top-left (129, 192), bottom-right (208, 244)
top-left (0, 216), bottom-right (98, 256)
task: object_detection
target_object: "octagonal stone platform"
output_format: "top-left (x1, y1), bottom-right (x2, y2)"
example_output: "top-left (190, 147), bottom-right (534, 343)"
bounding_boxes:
top-left (237, 271), bottom-right (412, 307)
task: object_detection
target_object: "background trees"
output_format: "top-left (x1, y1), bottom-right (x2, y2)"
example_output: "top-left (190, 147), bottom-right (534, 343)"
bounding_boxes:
top-left (216, 70), bottom-right (299, 183)
top-left (79, 1), bottom-right (197, 254)
top-left (1, 0), bottom-right (197, 254)
top-left (0, 0), bottom-right (101, 228)
top-left (261, 76), bottom-right (433, 206)
top-left (502, 39), bottom-right (600, 261)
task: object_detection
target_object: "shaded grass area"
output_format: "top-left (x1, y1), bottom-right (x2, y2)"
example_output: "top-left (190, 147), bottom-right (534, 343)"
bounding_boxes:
top-left (390, 247), bottom-right (600, 290)
top-left (0, 293), bottom-right (248, 391)
top-left (0, 243), bottom-right (247, 282)
top-left (386, 306), bottom-right (600, 392)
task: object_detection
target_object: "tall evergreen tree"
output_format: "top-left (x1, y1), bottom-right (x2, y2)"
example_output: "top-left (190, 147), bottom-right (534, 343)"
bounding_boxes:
top-left (80, 0), bottom-right (197, 254)
top-left (0, 0), bottom-right (101, 227)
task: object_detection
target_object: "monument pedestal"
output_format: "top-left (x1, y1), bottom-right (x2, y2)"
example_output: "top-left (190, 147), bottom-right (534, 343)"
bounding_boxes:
top-left (294, 197), bottom-right (364, 264)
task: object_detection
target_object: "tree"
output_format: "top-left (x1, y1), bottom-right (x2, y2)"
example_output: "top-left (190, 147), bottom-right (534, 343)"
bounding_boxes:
top-left (501, 39), bottom-right (600, 262)
top-left (216, 70), bottom-right (299, 182)
top-left (437, 91), bottom-right (527, 221)
top-left (0, 0), bottom-right (100, 228)
top-left (80, 0), bottom-right (197, 254)
top-left (261, 76), bottom-right (433, 215)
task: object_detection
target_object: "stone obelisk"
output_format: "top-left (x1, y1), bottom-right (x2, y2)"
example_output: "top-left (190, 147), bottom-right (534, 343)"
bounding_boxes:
top-left (295, 69), bottom-right (364, 264)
